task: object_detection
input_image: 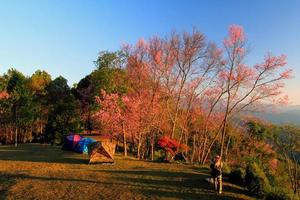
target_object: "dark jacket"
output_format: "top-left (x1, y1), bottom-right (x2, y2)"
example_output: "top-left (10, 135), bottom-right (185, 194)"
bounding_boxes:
top-left (210, 163), bottom-right (222, 177)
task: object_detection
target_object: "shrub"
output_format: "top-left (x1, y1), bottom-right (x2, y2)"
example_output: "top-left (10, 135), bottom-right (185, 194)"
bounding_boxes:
top-left (222, 163), bottom-right (231, 175)
top-left (229, 168), bottom-right (245, 185)
top-left (265, 188), bottom-right (295, 200)
top-left (245, 163), bottom-right (271, 197)
top-left (157, 136), bottom-right (189, 156)
top-left (154, 149), bottom-right (168, 162)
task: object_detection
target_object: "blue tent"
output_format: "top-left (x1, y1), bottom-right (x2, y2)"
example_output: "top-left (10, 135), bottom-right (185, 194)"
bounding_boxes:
top-left (74, 137), bottom-right (96, 154)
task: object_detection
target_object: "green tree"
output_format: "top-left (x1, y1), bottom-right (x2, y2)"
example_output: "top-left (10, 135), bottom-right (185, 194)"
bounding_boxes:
top-left (73, 75), bottom-right (95, 133)
top-left (74, 51), bottom-right (129, 133)
top-left (28, 70), bottom-right (52, 138)
top-left (91, 50), bottom-right (128, 94)
top-left (6, 69), bottom-right (35, 146)
top-left (275, 125), bottom-right (300, 195)
top-left (45, 76), bottom-right (81, 144)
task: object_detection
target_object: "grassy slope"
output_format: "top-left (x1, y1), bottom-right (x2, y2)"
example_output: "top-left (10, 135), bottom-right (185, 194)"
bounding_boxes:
top-left (0, 144), bottom-right (253, 200)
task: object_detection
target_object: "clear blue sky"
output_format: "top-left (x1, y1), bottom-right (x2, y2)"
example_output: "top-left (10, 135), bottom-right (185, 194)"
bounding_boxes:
top-left (0, 0), bottom-right (299, 104)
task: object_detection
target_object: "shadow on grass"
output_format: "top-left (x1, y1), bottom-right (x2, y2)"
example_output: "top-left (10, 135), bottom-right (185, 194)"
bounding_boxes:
top-left (0, 173), bottom-right (19, 200)
top-left (95, 169), bottom-right (248, 199)
top-left (0, 170), bottom-right (248, 199)
top-left (98, 169), bottom-right (203, 177)
top-left (0, 169), bottom-right (249, 200)
top-left (0, 144), bottom-right (88, 165)
top-left (0, 173), bottom-right (213, 200)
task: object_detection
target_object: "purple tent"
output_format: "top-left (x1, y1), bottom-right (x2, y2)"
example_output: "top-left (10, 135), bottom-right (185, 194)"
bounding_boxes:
top-left (62, 134), bottom-right (83, 150)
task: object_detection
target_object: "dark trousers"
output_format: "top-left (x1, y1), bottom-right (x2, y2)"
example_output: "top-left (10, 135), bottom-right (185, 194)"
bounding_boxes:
top-left (213, 175), bottom-right (222, 193)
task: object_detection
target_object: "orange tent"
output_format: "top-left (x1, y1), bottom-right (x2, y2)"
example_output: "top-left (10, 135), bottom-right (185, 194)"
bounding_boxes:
top-left (88, 141), bottom-right (116, 164)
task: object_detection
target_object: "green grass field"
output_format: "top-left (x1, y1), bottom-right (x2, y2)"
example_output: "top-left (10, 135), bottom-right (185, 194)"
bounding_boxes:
top-left (0, 144), bottom-right (253, 200)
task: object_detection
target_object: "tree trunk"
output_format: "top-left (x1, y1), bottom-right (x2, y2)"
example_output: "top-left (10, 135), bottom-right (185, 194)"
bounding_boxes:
top-left (219, 57), bottom-right (234, 160)
top-left (122, 123), bottom-right (127, 157)
top-left (151, 132), bottom-right (155, 161)
top-left (151, 143), bottom-right (154, 161)
top-left (137, 133), bottom-right (142, 159)
top-left (5, 126), bottom-right (8, 144)
top-left (40, 120), bottom-right (43, 135)
top-left (10, 128), bottom-right (13, 143)
top-left (198, 146), bottom-right (202, 163)
top-left (201, 129), bottom-right (221, 164)
top-left (220, 121), bottom-right (227, 159)
top-left (15, 127), bottom-right (18, 147)
top-left (200, 135), bottom-right (207, 163)
top-left (191, 134), bottom-right (196, 164)
top-left (123, 131), bottom-right (127, 157)
top-left (224, 136), bottom-right (231, 163)
top-left (170, 79), bottom-right (186, 139)
top-left (220, 95), bottom-right (231, 160)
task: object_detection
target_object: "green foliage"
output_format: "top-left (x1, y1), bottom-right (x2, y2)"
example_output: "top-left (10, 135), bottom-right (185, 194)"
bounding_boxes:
top-left (91, 51), bottom-right (129, 95)
top-left (6, 69), bottom-right (35, 128)
top-left (45, 76), bottom-right (82, 144)
top-left (28, 70), bottom-right (51, 95)
top-left (91, 66), bottom-right (128, 95)
top-left (222, 163), bottom-right (231, 175)
top-left (246, 120), bottom-right (271, 141)
top-left (154, 149), bottom-right (167, 162)
top-left (245, 163), bottom-right (271, 197)
top-left (272, 125), bottom-right (300, 194)
top-left (73, 51), bottom-right (130, 132)
top-left (265, 188), bottom-right (296, 200)
top-left (276, 125), bottom-right (300, 153)
top-left (6, 69), bottom-right (26, 93)
top-left (94, 50), bottom-right (127, 70)
top-left (0, 75), bottom-right (8, 91)
top-left (73, 75), bottom-right (95, 132)
top-left (0, 52), bottom-right (130, 145)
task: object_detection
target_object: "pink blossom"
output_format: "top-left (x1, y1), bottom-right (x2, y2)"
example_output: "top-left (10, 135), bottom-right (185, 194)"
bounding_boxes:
top-left (280, 69), bottom-right (293, 79)
top-left (223, 25), bottom-right (245, 47)
top-left (277, 95), bottom-right (289, 105)
top-left (256, 54), bottom-right (287, 71)
top-left (235, 47), bottom-right (244, 55)
top-left (269, 158), bottom-right (278, 171)
top-left (0, 91), bottom-right (9, 99)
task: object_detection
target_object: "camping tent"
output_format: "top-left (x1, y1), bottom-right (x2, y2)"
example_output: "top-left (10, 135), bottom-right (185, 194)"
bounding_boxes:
top-left (74, 137), bottom-right (96, 154)
top-left (88, 141), bottom-right (116, 164)
top-left (62, 134), bottom-right (82, 151)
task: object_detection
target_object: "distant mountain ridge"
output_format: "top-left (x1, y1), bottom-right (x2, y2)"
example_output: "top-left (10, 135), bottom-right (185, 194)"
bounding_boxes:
top-left (255, 105), bottom-right (300, 126)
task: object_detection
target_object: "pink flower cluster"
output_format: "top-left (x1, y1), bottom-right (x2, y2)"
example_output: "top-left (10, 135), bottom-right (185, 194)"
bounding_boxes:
top-left (0, 91), bottom-right (9, 99)
top-left (223, 25), bottom-right (245, 47)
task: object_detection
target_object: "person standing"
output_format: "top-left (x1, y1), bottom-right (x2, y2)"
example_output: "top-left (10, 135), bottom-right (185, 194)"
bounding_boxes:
top-left (210, 155), bottom-right (223, 194)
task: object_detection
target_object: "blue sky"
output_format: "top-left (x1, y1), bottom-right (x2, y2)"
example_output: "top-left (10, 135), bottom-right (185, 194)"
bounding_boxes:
top-left (0, 0), bottom-right (299, 104)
